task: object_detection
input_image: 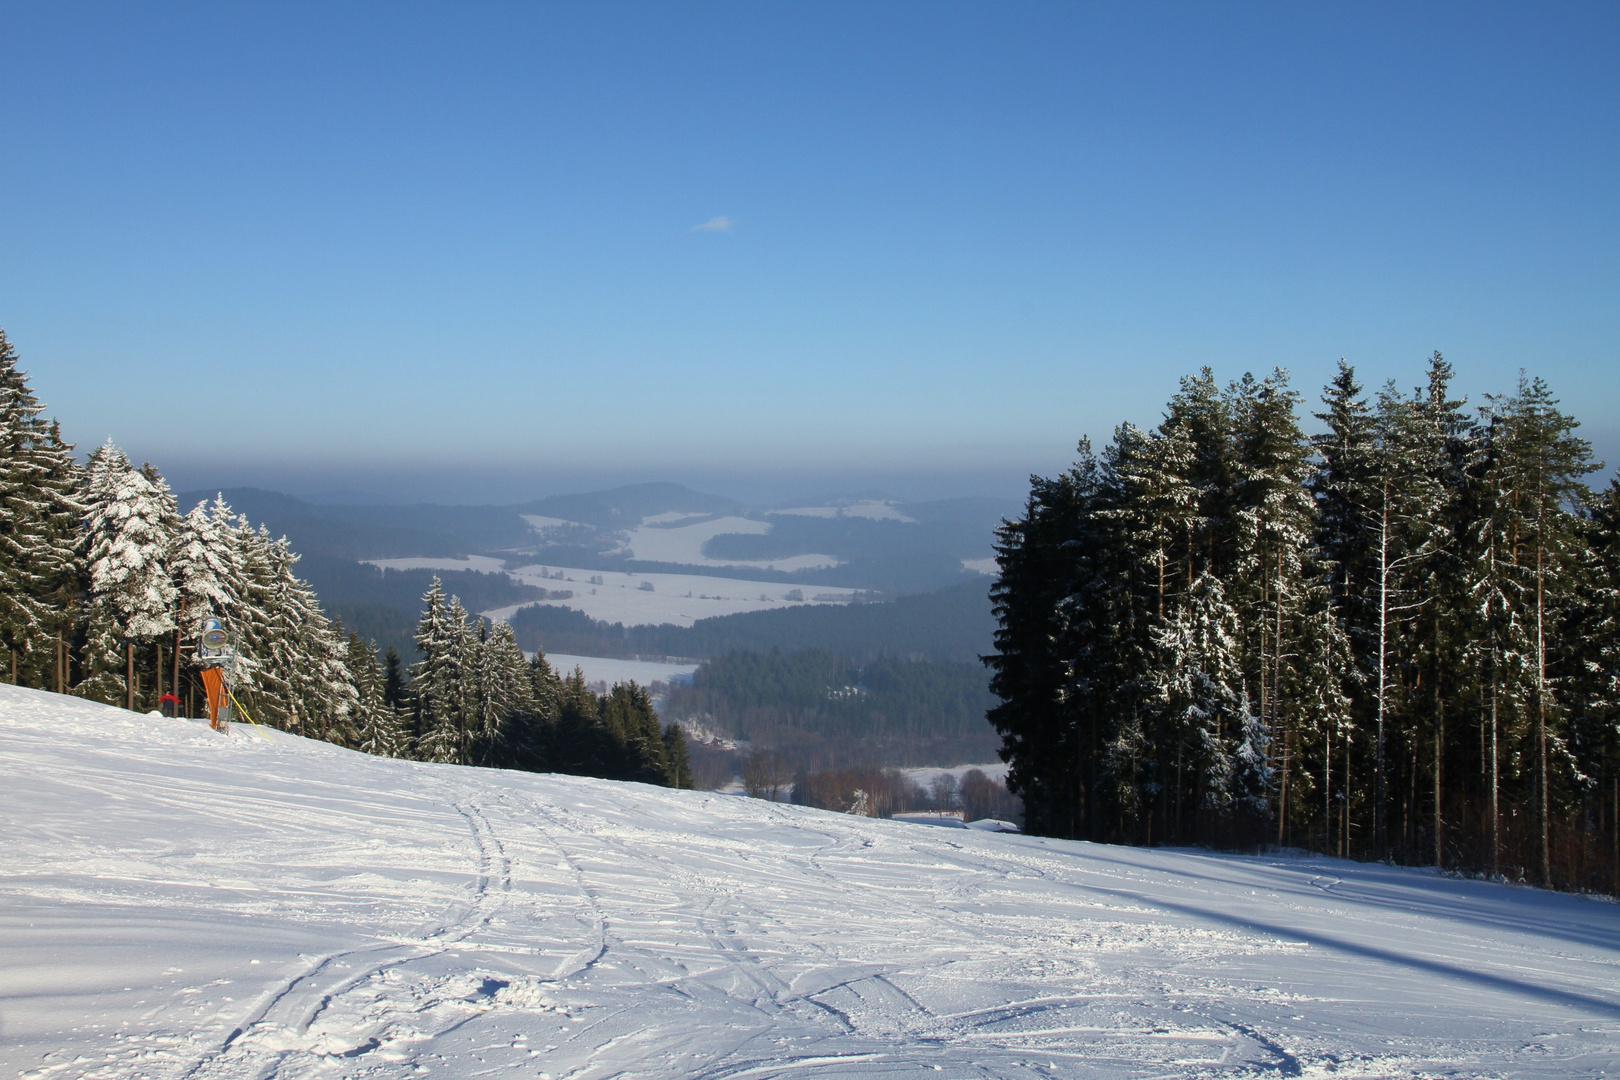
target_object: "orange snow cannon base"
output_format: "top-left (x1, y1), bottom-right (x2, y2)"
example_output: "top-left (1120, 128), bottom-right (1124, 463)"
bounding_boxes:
top-left (198, 667), bottom-right (227, 730)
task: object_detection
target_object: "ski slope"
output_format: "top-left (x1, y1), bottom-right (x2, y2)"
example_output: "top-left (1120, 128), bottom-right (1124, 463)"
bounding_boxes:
top-left (2, 685), bottom-right (1616, 1080)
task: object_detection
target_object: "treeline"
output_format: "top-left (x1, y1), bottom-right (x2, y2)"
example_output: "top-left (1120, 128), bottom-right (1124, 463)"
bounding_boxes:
top-left (393, 578), bottom-right (691, 785)
top-left (505, 577), bottom-right (994, 664)
top-left (787, 763), bottom-right (1021, 823)
top-left (989, 355), bottom-right (1619, 893)
top-left (0, 330), bottom-right (690, 790)
top-left (662, 647), bottom-right (1000, 770)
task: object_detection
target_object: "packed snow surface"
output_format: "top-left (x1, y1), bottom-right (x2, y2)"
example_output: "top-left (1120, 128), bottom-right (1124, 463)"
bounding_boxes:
top-left (4, 685), bottom-right (1617, 1080)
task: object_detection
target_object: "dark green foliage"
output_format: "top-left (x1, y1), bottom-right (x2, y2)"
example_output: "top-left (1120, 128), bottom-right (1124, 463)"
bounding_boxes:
top-left (506, 577), bottom-right (994, 664)
top-left (989, 359), bottom-right (1619, 894)
top-left (662, 647), bottom-right (1000, 770)
top-left (398, 580), bottom-right (678, 785)
top-left (662, 723), bottom-right (694, 788)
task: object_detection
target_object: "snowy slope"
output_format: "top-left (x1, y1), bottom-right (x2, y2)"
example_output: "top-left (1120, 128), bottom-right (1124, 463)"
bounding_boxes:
top-left (2, 685), bottom-right (1617, 1080)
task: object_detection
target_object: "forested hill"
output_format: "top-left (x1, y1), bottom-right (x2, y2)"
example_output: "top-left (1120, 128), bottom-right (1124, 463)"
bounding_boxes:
top-left (505, 577), bottom-right (994, 663)
top-left (660, 648), bottom-right (1000, 770)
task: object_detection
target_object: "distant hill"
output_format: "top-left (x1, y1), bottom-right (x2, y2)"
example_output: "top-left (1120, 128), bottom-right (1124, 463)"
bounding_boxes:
top-left (516, 482), bottom-right (740, 529)
top-left (506, 577), bottom-right (995, 665)
top-left (172, 483), bottom-right (1010, 664)
top-left (173, 487), bottom-right (535, 560)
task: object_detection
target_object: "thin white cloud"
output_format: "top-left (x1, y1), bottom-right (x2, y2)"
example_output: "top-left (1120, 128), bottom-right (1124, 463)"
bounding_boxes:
top-left (691, 215), bottom-right (735, 233)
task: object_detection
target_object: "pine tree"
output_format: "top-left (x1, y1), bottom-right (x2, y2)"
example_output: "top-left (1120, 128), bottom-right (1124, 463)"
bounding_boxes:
top-left (382, 644), bottom-right (408, 709)
top-left (469, 618), bottom-right (534, 765)
top-left (1149, 572), bottom-right (1251, 828)
top-left (663, 723), bottom-right (694, 788)
top-left (412, 580), bottom-right (473, 764)
top-left (172, 498), bottom-right (241, 639)
top-left (77, 442), bottom-right (178, 708)
top-left (350, 633), bottom-right (412, 757)
top-left (987, 443), bottom-right (1110, 838)
top-left (597, 681), bottom-right (662, 781)
top-left (1568, 477), bottom-right (1620, 881)
top-left (0, 334), bottom-right (82, 688)
top-left (1228, 369), bottom-right (1315, 843)
top-left (1482, 375), bottom-right (1597, 883)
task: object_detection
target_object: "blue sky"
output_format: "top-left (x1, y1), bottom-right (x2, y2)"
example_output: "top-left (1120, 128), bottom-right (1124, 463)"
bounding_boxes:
top-left (1, 2), bottom-right (1616, 503)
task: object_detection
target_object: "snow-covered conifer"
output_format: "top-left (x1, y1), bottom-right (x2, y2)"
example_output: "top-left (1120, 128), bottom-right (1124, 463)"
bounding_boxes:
top-left (0, 334), bottom-right (83, 685)
top-left (412, 581), bottom-right (472, 764)
top-left (1149, 573), bottom-right (1247, 819)
top-left (76, 442), bottom-right (178, 707)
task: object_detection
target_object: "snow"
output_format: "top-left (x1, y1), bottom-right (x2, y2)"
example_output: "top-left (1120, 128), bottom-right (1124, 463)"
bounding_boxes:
top-left (960, 557), bottom-right (998, 575)
top-left (367, 555), bottom-right (515, 578)
top-left (540, 653), bottom-right (699, 689)
top-left (488, 566), bottom-right (864, 628)
top-left (521, 514), bottom-right (584, 531)
top-left (5, 683), bottom-right (1618, 1080)
top-left (771, 500), bottom-right (916, 523)
top-left (623, 515), bottom-right (841, 573)
top-left (902, 762), bottom-right (1011, 788)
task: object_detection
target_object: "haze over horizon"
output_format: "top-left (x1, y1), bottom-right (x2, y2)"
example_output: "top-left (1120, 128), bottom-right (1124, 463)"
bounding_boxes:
top-left (2, 2), bottom-right (1617, 503)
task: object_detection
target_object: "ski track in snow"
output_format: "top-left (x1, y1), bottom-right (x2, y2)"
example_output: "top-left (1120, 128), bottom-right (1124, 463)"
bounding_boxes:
top-left (3, 685), bottom-right (1618, 1080)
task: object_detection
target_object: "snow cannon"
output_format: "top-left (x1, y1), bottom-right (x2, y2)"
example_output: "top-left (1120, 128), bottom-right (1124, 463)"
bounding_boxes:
top-left (197, 617), bottom-right (236, 731)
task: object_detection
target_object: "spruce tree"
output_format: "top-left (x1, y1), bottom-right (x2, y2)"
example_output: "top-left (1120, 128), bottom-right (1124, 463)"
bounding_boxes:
top-left (77, 442), bottom-right (178, 708)
top-left (0, 335), bottom-right (82, 688)
top-left (412, 581), bottom-right (473, 764)
top-left (1482, 375), bottom-right (1597, 883)
top-left (1229, 369), bottom-right (1314, 841)
top-left (663, 723), bottom-right (694, 788)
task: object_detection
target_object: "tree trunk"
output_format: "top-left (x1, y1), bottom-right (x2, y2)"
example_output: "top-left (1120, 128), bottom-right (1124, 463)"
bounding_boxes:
top-left (1434, 701), bottom-right (1444, 868)
top-left (1376, 492), bottom-right (1390, 859)
top-left (1324, 722), bottom-right (1333, 856)
top-left (1490, 681), bottom-right (1501, 877)
top-left (126, 642), bottom-right (134, 711)
top-left (1536, 541), bottom-right (1550, 886)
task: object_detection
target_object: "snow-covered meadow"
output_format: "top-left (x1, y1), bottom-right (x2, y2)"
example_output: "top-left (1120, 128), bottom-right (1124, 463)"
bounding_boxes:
top-left (4, 684), bottom-right (1616, 1080)
top-left (369, 556), bottom-right (865, 629)
top-left (541, 653), bottom-right (700, 690)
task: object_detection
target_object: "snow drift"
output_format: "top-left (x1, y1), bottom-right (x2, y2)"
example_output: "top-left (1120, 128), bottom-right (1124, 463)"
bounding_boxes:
top-left (2, 683), bottom-right (1616, 1079)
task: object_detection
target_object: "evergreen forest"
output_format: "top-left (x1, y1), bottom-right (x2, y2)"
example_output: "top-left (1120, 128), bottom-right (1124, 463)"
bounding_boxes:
top-left (988, 356), bottom-right (1619, 893)
top-left (0, 329), bottom-right (690, 790)
top-left (661, 647), bottom-right (999, 770)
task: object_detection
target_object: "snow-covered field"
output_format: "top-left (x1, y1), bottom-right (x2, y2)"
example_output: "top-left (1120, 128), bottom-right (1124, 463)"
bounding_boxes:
top-left (4, 684), bottom-right (1617, 1080)
top-left (542, 653), bottom-right (699, 689)
top-left (623, 515), bottom-right (840, 574)
top-left (370, 557), bottom-right (863, 629)
top-left (490, 566), bottom-right (863, 628)
top-left (901, 762), bottom-right (1010, 788)
top-left (770, 501), bottom-right (916, 524)
top-left (365, 556), bottom-right (512, 575)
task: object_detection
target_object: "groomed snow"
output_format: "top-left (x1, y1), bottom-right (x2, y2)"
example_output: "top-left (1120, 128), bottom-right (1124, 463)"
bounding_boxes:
top-left (4, 684), bottom-right (1617, 1080)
